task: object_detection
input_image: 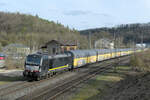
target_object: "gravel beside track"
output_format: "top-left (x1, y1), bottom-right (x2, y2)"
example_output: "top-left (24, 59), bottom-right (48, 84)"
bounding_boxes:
top-left (0, 81), bottom-right (27, 94)
top-left (0, 81), bottom-right (25, 90)
top-left (0, 70), bottom-right (23, 77)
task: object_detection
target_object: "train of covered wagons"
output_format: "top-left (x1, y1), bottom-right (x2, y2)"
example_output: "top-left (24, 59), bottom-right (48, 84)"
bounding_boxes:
top-left (23, 48), bottom-right (141, 80)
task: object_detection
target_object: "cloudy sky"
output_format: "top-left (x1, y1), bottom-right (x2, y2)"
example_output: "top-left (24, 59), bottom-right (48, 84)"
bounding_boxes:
top-left (0, 0), bottom-right (150, 30)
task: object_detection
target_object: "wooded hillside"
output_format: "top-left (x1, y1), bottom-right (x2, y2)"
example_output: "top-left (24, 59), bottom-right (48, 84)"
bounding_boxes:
top-left (0, 12), bottom-right (88, 50)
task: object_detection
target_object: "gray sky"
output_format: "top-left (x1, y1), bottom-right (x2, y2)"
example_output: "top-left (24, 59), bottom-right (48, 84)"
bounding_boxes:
top-left (0, 0), bottom-right (150, 30)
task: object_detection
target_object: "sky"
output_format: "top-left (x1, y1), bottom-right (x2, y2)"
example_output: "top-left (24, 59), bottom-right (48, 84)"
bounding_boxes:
top-left (0, 0), bottom-right (150, 30)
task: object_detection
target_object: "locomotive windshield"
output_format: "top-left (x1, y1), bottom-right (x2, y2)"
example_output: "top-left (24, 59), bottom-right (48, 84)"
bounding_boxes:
top-left (26, 55), bottom-right (41, 65)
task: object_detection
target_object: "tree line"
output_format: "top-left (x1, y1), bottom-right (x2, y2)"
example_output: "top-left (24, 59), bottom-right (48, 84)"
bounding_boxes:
top-left (80, 23), bottom-right (150, 46)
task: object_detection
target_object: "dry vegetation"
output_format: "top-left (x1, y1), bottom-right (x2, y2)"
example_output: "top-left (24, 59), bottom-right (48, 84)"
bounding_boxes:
top-left (102, 72), bottom-right (150, 100)
top-left (130, 50), bottom-right (150, 72)
top-left (5, 57), bottom-right (24, 70)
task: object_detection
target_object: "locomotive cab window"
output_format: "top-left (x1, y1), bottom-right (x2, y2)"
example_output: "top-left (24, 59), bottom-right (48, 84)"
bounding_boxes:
top-left (26, 55), bottom-right (41, 66)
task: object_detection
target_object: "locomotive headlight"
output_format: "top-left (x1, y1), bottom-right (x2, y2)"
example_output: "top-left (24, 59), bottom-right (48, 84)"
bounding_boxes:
top-left (39, 68), bottom-right (41, 72)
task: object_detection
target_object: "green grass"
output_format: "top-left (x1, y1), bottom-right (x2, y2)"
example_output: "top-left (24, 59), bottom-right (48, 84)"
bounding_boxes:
top-left (71, 65), bottom-right (132, 100)
top-left (0, 81), bottom-right (10, 85)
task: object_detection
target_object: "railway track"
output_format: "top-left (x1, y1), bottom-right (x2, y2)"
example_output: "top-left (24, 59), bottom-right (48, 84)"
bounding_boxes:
top-left (0, 79), bottom-right (43, 99)
top-left (33, 66), bottom-right (111, 100)
top-left (18, 56), bottom-right (130, 100)
top-left (0, 71), bottom-right (73, 100)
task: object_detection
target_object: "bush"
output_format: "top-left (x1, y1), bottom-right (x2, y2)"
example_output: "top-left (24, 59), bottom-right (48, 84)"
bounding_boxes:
top-left (130, 50), bottom-right (150, 72)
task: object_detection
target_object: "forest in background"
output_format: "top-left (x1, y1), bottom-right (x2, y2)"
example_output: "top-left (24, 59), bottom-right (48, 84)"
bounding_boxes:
top-left (0, 12), bottom-right (88, 51)
top-left (80, 23), bottom-right (150, 46)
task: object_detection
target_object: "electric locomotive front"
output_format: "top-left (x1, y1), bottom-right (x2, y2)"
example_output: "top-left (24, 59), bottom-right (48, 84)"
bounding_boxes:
top-left (23, 54), bottom-right (42, 79)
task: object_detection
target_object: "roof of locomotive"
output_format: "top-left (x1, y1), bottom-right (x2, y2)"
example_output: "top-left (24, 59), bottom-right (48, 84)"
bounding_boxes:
top-left (27, 52), bottom-right (71, 59)
top-left (27, 53), bottom-right (42, 57)
top-left (48, 53), bottom-right (71, 59)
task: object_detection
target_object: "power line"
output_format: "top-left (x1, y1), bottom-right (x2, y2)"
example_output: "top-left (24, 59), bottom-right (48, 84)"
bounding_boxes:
top-left (88, 32), bottom-right (92, 49)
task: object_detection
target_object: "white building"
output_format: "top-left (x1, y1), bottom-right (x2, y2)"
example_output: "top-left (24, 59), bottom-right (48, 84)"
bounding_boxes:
top-left (95, 38), bottom-right (114, 49)
top-left (136, 43), bottom-right (146, 48)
